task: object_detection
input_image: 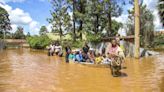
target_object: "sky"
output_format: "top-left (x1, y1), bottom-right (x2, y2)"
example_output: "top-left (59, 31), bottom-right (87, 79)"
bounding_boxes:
top-left (0, 0), bottom-right (163, 35)
top-left (0, 0), bottom-right (52, 35)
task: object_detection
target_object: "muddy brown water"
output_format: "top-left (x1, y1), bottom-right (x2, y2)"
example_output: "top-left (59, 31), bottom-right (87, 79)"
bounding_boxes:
top-left (0, 48), bottom-right (164, 92)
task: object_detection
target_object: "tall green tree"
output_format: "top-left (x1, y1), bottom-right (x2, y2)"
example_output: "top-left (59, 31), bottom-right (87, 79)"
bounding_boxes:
top-left (158, 0), bottom-right (164, 26)
top-left (102, 0), bottom-right (125, 36)
top-left (85, 0), bottom-right (104, 34)
top-left (14, 26), bottom-right (25, 39)
top-left (39, 26), bottom-right (48, 35)
top-left (83, 0), bottom-right (124, 37)
top-left (48, 0), bottom-right (125, 41)
top-left (74, 0), bottom-right (89, 40)
top-left (67, 0), bottom-right (77, 41)
top-left (70, 0), bottom-right (102, 41)
top-left (48, 0), bottom-right (71, 40)
top-left (0, 6), bottom-right (11, 38)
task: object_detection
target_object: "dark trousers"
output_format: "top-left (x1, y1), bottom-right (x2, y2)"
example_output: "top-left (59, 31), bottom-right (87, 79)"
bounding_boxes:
top-left (65, 53), bottom-right (69, 63)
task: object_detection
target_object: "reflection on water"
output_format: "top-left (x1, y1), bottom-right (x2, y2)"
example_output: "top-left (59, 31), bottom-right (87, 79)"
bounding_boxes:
top-left (0, 48), bottom-right (164, 92)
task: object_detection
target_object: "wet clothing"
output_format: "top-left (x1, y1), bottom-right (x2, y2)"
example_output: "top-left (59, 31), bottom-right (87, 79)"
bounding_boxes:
top-left (55, 45), bottom-right (63, 56)
top-left (102, 58), bottom-right (111, 64)
top-left (65, 53), bottom-right (69, 63)
top-left (50, 45), bottom-right (55, 53)
top-left (83, 46), bottom-right (89, 54)
top-left (65, 47), bottom-right (71, 54)
top-left (82, 53), bottom-right (89, 62)
top-left (109, 46), bottom-right (119, 55)
top-left (65, 47), bottom-right (71, 63)
top-left (55, 46), bottom-right (62, 53)
top-left (48, 45), bottom-right (55, 56)
top-left (87, 52), bottom-right (95, 63)
top-left (108, 45), bottom-right (125, 60)
top-left (69, 54), bottom-right (75, 60)
top-left (75, 53), bottom-right (83, 62)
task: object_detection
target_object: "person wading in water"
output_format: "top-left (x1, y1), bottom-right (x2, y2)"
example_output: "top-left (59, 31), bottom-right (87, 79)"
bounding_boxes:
top-left (65, 45), bottom-right (71, 63)
top-left (108, 39), bottom-right (125, 77)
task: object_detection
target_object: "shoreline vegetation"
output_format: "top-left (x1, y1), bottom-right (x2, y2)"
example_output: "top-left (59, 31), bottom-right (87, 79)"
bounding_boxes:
top-left (2, 33), bottom-right (164, 53)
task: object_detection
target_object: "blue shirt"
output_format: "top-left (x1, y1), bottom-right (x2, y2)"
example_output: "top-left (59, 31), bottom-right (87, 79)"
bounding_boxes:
top-left (75, 54), bottom-right (83, 62)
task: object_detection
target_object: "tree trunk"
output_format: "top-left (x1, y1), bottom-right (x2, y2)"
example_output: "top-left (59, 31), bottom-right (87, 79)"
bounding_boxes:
top-left (108, 12), bottom-right (112, 37)
top-left (107, 1), bottom-right (112, 37)
top-left (96, 14), bottom-right (99, 34)
top-left (79, 20), bottom-right (83, 40)
top-left (134, 0), bottom-right (140, 59)
top-left (94, 14), bottom-right (99, 34)
top-left (78, 0), bottom-right (84, 40)
top-left (73, 0), bottom-right (76, 41)
top-left (59, 23), bottom-right (62, 41)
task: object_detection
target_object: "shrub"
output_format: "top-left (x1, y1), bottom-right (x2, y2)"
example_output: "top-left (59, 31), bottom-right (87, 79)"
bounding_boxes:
top-left (71, 40), bottom-right (85, 48)
top-left (86, 33), bottom-right (101, 43)
top-left (27, 35), bottom-right (52, 49)
top-left (153, 35), bottom-right (164, 46)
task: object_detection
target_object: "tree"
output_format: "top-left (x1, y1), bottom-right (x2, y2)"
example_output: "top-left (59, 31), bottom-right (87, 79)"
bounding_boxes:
top-left (158, 0), bottom-right (164, 26)
top-left (74, 0), bottom-right (87, 40)
top-left (65, 0), bottom-right (77, 41)
top-left (127, 4), bottom-right (154, 47)
top-left (81, 0), bottom-right (124, 37)
top-left (14, 26), bottom-right (25, 39)
top-left (85, 0), bottom-right (104, 34)
top-left (0, 6), bottom-right (11, 39)
top-left (48, 0), bottom-right (71, 41)
top-left (102, 0), bottom-right (124, 36)
top-left (39, 26), bottom-right (48, 35)
top-left (48, 0), bottom-right (125, 41)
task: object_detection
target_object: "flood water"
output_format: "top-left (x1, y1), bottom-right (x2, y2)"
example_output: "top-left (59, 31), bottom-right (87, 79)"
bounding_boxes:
top-left (0, 48), bottom-right (164, 92)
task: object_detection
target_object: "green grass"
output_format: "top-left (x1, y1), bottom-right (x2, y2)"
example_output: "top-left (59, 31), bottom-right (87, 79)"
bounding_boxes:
top-left (46, 33), bottom-right (72, 41)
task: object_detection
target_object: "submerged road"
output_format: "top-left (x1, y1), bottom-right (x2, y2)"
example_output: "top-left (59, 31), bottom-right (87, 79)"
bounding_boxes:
top-left (0, 48), bottom-right (164, 92)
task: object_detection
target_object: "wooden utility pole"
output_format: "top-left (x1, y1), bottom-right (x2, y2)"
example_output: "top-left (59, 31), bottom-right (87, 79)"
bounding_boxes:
top-left (134, 0), bottom-right (140, 58)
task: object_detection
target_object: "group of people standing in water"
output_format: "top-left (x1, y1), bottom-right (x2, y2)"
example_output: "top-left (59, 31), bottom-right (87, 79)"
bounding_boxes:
top-left (48, 34), bottom-right (125, 65)
top-left (65, 39), bottom-right (125, 64)
top-left (48, 34), bottom-right (125, 76)
top-left (48, 42), bottom-right (63, 57)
